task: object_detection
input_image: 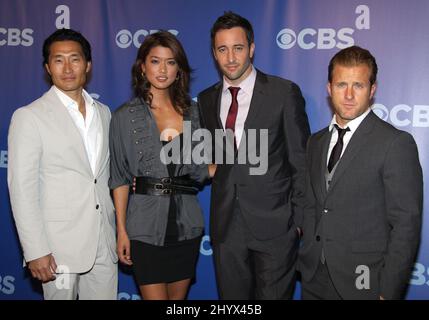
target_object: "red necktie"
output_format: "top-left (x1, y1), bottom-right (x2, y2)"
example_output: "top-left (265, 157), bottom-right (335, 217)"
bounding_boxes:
top-left (225, 87), bottom-right (240, 147)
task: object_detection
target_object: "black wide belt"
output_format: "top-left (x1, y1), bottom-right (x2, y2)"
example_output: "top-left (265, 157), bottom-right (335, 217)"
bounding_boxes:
top-left (134, 175), bottom-right (201, 196)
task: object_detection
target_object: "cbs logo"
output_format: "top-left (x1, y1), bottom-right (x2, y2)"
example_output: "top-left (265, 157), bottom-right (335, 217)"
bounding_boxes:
top-left (116, 29), bottom-right (179, 49)
top-left (0, 275), bottom-right (15, 295)
top-left (117, 292), bottom-right (141, 300)
top-left (372, 103), bottom-right (429, 128)
top-left (0, 28), bottom-right (33, 47)
top-left (276, 4), bottom-right (370, 50)
top-left (200, 235), bottom-right (212, 256)
top-left (0, 150), bottom-right (7, 169)
top-left (276, 27), bottom-right (354, 50)
top-left (410, 263), bottom-right (429, 286)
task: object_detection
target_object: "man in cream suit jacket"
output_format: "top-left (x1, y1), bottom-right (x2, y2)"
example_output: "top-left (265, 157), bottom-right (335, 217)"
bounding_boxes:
top-left (8, 29), bottom-right (118, 300)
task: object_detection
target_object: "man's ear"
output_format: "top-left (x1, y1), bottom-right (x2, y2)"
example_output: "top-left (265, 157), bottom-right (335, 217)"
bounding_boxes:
top-left (249, 42), bottom-right (255, 59)
top-left (86, 61), bottom-right (92, 74)
top-left (45, 64), bottom-right (51, 76)
top-left (370, 83), bottom-right (377, 99)
top-left (327, 82), bottom-right (332, 97)
top-left (212, 47), bottom-right (218, 62)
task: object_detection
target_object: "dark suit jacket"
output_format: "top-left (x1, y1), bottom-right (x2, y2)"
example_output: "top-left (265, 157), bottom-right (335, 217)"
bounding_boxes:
top-left (198, 70), bottom-right (310, 244)
top-left (298, 111), bottom-right (423, 300)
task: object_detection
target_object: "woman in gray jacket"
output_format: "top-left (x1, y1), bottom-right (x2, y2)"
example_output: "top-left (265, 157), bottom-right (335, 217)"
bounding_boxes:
top-left (109, 31), bottom-right (214, 300)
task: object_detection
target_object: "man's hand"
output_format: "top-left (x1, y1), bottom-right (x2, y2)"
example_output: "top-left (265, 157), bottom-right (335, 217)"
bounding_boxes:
top-left (27, 254), bottom-right (57, 283)
top-left (208, 164), bottom-right (217, 178)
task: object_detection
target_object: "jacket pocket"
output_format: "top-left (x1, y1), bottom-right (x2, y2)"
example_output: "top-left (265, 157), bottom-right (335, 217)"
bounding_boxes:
top-left (43, 208), bottom-right (72, 221)
top-left (351, 240), bottom-right (387, 253)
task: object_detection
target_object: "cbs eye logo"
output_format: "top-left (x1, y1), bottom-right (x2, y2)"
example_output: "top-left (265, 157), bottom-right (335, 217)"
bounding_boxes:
top-left (276, 29), bottom-right (297, 49)
top-left (115, 29), bottom-right (133, 48)
top-left (116, 29), bottom-right (179, 49)
top-left (371, 104), bottom-right (389, 121)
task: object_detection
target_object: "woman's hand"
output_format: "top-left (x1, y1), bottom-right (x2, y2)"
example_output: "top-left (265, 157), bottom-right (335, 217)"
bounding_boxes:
top-left (117, 231), bottom-right (133, 266)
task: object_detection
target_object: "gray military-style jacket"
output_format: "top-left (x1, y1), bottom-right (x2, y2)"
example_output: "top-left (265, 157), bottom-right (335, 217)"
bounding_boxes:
top-left (109, 97), bottom-right (209, 246)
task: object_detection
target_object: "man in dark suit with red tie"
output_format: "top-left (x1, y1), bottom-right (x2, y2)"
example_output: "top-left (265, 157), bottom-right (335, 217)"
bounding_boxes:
top-left (298, 46), bottom-right (423, 300)
top-left (198, 11), bottom-right (311, 299)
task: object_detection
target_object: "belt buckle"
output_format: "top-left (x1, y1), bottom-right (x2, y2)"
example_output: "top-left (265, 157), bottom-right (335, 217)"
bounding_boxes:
top-left (154, 183), bottom-right (164, 190)
top-left (161, 177), bottom-right (171, 184)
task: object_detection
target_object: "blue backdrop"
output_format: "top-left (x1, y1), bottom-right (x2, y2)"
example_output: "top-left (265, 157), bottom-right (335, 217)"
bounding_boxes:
top-left (0, 0), bottom-right (428, 300)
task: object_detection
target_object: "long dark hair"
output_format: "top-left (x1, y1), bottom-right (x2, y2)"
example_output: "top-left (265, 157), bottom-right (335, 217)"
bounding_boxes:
top-left (131, 31), bottom-right (191, 115)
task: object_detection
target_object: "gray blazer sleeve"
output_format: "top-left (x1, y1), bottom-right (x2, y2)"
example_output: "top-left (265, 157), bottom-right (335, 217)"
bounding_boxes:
top-left (109, 111), bottom-right (132, 189)
top-left (380, 131), bottom-right (423, 299)
top-left (283, 82), bottom-right (311, 229)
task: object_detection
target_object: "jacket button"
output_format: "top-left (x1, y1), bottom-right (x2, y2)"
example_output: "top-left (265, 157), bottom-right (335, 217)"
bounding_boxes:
top-left (96, 204), bottom-right (99, 210)
top-left (316, 235), bottom-right (321, 241)
top-left (323, 209), bottom-right (328, 214)
top-left (94, 179), bottom-right (97, 184)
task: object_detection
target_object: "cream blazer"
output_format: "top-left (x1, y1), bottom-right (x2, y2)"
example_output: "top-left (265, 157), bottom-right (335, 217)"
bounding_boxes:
top-left (8, 87), bottom-right (117, 273)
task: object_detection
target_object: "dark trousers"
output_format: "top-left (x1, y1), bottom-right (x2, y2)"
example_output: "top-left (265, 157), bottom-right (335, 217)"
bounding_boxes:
top-left (213, 203), bottom-right (299, 300)
top-left (301, 260), bottom-right (342, 300)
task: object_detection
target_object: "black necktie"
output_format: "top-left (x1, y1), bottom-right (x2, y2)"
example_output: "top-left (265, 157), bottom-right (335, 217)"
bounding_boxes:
top-left (327, 124), bottom-right (350, 173)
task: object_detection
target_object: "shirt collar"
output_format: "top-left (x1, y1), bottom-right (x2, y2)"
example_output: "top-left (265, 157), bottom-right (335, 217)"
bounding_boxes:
top-left (329, 108), bottom-right (371, 133)
top-left (53, 85), bottom-right (94, 110)
top-left (222, 65), bottom-right (256, 95)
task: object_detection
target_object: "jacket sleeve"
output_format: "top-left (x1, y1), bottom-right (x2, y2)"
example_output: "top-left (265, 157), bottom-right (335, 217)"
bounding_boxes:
top-left (108, 111), bottom-right (132, 189)
top-left (283, 82), bottom-right (311, 229)
top-left (7, 108), bottom-right (51, 262)
top-left (301, 135), bottom-right (316, 234)
top-left (379, 132), bottom-right (423, 299)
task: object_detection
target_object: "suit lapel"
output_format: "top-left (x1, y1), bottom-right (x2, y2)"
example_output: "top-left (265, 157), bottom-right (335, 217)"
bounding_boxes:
top-left (242, 70), bottom-right (265, 133)
top-left (214, 83), bottom-right (223, 130)
top-left (237, 70), bottom-right (265, 154)
top-left (312, 128), bottom-right (331, 199)
top-left (327, 111), bottom-right (377, 192)
top-left (44, 87), bottom-right (93, 177)
top-left (320, 129), bottom-right (332, 198)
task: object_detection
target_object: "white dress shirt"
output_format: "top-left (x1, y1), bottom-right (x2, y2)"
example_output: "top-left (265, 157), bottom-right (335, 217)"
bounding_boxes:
top-left (220, 65), bottom-right (257, 148)
top-left (326, 108), bottom-right (371, 166)
top-left (53, 86), bottom-right (102, 175)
